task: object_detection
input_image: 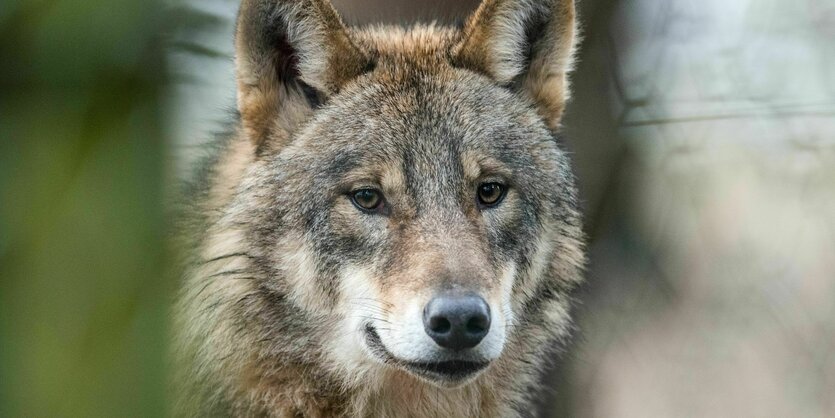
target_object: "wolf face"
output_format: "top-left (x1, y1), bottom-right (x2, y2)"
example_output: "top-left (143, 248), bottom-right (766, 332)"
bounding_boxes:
top-left (177, 0), bottom-right (584, 414)
top-left (264, 66), bottom-right (578, 385)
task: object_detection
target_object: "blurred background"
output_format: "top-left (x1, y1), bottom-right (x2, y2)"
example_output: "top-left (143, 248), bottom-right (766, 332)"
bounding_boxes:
top-left (2, 0), bottom-right (833, 416)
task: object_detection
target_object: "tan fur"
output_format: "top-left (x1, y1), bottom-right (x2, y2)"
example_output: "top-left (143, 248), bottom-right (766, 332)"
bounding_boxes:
top-left (204, 133), bottom-right (256, 210)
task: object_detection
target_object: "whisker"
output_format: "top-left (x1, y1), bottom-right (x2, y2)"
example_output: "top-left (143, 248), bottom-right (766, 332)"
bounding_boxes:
top-left (207, 269), bottom-right (254, 278)
top-left (357, 315), bottom-right (392, 325)
top-left (347, 302), bottom-right (393, 315)
top-left (199, 252), bottom-right (257, 265)
top-left (349, 305), bottom-right (393, 316)
top-left (351, 297), bottom-right (394, 309)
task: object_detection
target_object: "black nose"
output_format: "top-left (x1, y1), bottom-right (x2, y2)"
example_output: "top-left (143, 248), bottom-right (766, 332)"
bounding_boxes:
top-left (423, 293), bottom-right (491, 350)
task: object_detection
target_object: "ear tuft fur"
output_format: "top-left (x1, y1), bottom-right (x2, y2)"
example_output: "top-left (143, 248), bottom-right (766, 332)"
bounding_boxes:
top-left (453, 0), bottom-right (578, 128)
top-left (235, 0), bottom-right (373, 149)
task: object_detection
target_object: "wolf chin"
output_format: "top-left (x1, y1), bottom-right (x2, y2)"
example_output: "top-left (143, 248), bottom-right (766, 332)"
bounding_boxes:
top-left (174, 0), bottom-right (585, 416)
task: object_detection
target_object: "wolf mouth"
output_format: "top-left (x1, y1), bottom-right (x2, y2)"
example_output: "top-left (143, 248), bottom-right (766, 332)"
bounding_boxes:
top-left (363, 324), bottom-right (490, 383)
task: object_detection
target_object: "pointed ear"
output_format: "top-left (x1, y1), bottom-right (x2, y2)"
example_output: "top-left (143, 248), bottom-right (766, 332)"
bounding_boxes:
top-left (235, 0), bottom-right (372, 149)
top-left (453, 0), bottom-right (578, 129)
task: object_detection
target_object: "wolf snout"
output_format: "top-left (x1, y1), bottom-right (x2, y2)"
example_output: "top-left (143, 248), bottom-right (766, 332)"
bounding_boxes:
top-left (423, 292), bottom-right (491, 351)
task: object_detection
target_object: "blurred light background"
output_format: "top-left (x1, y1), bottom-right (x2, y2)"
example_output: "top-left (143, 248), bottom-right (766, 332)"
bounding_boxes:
top-left (2, 0), bottom-right (833, 416)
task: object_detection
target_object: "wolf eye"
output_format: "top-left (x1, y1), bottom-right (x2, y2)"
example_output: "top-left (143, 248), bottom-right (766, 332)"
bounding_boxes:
top-left (477, 183), bottom-right (506, 207)
top-left (351, 189), bottom-right (384, 212)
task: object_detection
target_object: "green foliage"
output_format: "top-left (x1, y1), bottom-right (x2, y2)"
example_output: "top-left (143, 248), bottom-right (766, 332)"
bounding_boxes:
top-left (0, 0), bottom-right (172, 415)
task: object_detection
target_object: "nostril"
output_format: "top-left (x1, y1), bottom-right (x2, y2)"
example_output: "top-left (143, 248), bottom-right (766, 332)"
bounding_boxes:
top-left (430, 316), bottom-right (452, 334)
top-left (466, 315), bottom-right (488, 334)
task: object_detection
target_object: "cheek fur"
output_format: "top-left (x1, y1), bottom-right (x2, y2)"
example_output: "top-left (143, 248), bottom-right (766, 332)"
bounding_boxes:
top-left (306, 198), bottom-right (389, 274)
top-left (484, 192), bottom-right (538, 266)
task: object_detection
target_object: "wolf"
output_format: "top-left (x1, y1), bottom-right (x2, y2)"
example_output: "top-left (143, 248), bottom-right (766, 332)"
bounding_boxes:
top-left (174, 0), bottom-right (584, 416)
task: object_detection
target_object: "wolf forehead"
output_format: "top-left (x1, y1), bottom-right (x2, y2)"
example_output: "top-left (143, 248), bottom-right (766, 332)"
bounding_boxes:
top-left (278, 31), bottom-right (565, 182)
top-left (292, 73), bottom-right (554, 165)
top-left (295, 25), bottom-right (547, 127)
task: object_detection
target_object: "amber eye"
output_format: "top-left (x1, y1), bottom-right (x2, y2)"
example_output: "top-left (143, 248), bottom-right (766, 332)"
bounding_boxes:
top-left (351, 189), bottom-right (383, 212)
top-left (477, 183), bottom-right (506, 207)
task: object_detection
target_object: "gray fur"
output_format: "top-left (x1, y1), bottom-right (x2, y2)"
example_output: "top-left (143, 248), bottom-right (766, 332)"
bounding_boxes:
top-left (174, 0), bottom-right (584, 416)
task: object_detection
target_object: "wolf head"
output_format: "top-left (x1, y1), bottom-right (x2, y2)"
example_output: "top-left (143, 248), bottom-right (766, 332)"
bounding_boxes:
top-left (186, 0), bottom-right (583, 395)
